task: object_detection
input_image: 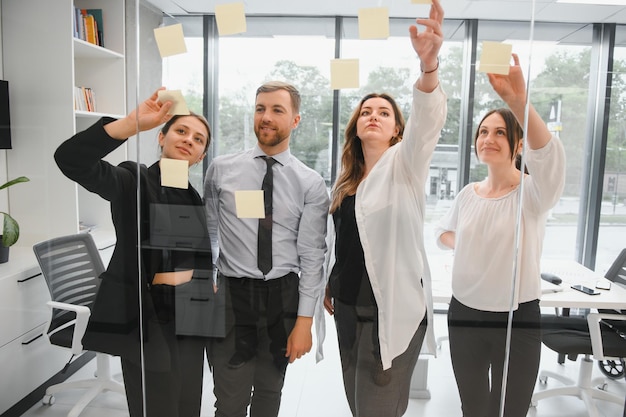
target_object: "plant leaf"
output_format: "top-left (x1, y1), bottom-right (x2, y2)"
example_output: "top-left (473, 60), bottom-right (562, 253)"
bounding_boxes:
top-left (2, 213), bottom-right (19, 246)
top-left (0, 176), bottom-right (30, 191)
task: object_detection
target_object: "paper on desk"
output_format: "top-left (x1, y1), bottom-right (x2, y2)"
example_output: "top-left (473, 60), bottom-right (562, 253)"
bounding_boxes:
top-left (358, 8), bottom-right (389, 40)
top-left (154, 23), bottom-right (187, 58)
top-left (411, 0), bottom-right (432, 4)
top-left (235, 190), bottom-right (265, 218)
top-left (157, 90), bottom-right (190, 116)
top-left (478, 41), bottom-right (512, 75)
top-left (330, 59), bottom-right (360, 90)
top-left (215, 2), bottom-right (247, 36)
top-left (160, 157), bottom-right (189, 189)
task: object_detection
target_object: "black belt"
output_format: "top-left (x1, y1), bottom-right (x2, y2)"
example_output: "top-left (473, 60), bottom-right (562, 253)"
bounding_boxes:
top-left (221, 272), bottom-right (297, 287)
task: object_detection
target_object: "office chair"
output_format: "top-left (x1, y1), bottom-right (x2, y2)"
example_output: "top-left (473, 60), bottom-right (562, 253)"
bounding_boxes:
top-left (33, 233), bottom-right (125, 417)
top-left (597, 248), bottom-right (626, 380)
top-left (530, 311), bottom-right (626, 417)
top-left (603, 248), bottom-right (626, 288)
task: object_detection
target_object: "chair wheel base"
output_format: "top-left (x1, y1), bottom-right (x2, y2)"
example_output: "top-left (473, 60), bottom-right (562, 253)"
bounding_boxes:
top-left (42, 394), bottom-right (55, 405)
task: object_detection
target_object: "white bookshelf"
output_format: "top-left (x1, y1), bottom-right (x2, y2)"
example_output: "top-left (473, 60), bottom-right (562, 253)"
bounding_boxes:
top-left (0, 1), bottom-right (127, 412)
top-left (2, 0), bottom-right (127, 247)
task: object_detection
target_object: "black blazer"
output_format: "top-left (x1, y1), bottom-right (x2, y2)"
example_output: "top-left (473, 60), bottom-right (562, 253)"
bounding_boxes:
top-left (54, 117), bottom-right (212, 365)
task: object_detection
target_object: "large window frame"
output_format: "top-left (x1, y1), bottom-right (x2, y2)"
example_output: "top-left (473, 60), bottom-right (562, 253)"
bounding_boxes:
top-left (163, 14), bottom-right (622, 270)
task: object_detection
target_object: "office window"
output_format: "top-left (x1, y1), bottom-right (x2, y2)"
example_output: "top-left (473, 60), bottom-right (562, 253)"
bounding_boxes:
top-left (216, 17), bottom-right (336, 185)
top-left (597, 24), bottom-right (626, 272)
top-left (339, 18), bottom-right (465, 253)
top-left (470, 22), bottom-right (593, 260)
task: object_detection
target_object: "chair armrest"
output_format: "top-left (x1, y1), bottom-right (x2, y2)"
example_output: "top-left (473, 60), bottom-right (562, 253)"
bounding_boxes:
top-left (586, 312), bottom-right (626, 360)
top-left (46, 301), bottom-right (91, 355)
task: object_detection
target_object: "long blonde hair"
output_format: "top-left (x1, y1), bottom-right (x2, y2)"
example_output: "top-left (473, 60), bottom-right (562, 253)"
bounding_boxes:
top-left (330, 93), bottom-right (405, 213)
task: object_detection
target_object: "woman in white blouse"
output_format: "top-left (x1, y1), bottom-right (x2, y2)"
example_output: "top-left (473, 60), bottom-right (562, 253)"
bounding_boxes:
top-left (323, 1), bottom-right (447, 416)
top-left (435, 53), bottom-right (566, 417)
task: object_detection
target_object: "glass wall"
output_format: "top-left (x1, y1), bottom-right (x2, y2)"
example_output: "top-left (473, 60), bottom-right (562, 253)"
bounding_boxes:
top-left (3, 0), bottom-right (626, 416)
top-left (597, 24), bottom-right (626, 273)
top-left (469, 22), bottom-right (595, 261)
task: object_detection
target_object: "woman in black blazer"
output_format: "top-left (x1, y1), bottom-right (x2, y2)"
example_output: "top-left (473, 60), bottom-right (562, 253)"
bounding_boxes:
top-left (54, 88), bottom-right (213, 417)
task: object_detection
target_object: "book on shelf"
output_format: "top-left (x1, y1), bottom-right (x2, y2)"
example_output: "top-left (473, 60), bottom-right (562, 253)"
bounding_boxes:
top-left (74, 86), bottom-right (96, 112)
top-left (73, 8), bottom-right (104, 47)
top-left (87, 9), bottom-right (104, 48)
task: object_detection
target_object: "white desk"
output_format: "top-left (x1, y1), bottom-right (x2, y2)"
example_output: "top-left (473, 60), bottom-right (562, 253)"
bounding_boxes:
top-left (410, 254), bottom-right (626, 400)
top-left (539, 259), bottom-right (626, 310)
top-left (429, 253), bottom-right (626, 310)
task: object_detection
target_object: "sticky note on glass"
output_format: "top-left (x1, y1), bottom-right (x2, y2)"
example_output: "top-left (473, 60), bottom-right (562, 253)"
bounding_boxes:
top-left (215, 2), bottom-right (247, 36)
top-left (478, 41), bottom-right (513, 75)
top-left (235, 190), bottom-right (265, 218)
top-left (330, 59), bottom-right (360, 90)
top-left (157, 90), bottom-right (190, 116)
top-left (358, 8), bottom-right (389, 40)
top-left (154, 24), bottom-right (187, 58)
top-left (160, 158), bottom-right (189, 189)
top-left (411, 0), bottom-right (432, 4)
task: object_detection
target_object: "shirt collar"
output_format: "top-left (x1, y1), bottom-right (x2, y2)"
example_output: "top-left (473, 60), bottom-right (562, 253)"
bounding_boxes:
top-left (252, 144), bottom-right (290, 166)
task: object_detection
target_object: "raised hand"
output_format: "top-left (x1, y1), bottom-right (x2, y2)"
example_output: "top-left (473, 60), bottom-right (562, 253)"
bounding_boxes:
top-left (105, 87), bottom-right (174, 140)
top-left (488, 53), bottom-right (553, 149)
top-left (487, 53), bottom-right (527, 110)
top-left (128, 87), bottom-right (174, 133)
top-left (409, 0), bottom-right (444, 71)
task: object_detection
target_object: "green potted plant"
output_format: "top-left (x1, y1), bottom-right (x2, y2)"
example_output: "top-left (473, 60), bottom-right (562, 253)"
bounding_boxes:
top-left (0, 176), bottom-right (30, 262)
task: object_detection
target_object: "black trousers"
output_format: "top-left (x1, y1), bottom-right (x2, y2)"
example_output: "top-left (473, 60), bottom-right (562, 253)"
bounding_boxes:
top-left (206, 273), bottom-right (299, 417)
top-left (448, 297), bottom-right (541, 417)
top-left (120, 284), bottom-right (207, 417)
top-left (120, 329), bottom-right (206, 417)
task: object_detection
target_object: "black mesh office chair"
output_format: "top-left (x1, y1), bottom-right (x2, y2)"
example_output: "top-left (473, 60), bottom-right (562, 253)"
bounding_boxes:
top-left (531, 281), bottom-right (626, 416)
top-left (33, 233), bottom-right (124, 417)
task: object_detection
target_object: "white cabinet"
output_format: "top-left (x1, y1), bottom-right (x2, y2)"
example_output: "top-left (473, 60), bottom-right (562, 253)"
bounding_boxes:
top-left (0, 247), bottom-right (70, 415)
top-left (0, 237), bottom-right (115, 415)
top-left (1, 0), bottom-right (127, 248)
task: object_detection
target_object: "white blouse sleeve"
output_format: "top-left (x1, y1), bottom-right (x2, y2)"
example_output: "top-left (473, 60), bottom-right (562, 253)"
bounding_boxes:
top-left (523, 135), bottom-right (566, 214)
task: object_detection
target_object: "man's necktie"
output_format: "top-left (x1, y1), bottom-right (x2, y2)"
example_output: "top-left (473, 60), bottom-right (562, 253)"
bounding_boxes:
top-left (258, 156), bottom-right (276, 275)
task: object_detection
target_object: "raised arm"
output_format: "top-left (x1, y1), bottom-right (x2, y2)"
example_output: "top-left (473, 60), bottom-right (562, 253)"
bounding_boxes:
top-left (410, 0), bottom-right (444, 93)
top-left (487, 53), bottom-right (552, 150)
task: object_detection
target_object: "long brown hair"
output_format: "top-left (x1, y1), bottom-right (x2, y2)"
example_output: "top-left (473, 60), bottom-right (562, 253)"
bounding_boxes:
top-left (330, 93), bottom-right (405, 213)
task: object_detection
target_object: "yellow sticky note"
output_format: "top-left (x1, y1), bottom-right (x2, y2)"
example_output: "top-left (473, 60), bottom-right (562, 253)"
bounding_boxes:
top-left (478, 41), bottom-right (513, 75)
top-left (215, 2), bottom-right (247, 36)
top-left (358, 8), bottom-right (389, 40)
top-left (411, 0), bottom-right (433, 4)
top-left (157, 90), bottom-right (190, 116)
top-left (153, 24), bottom-right (187, 58)
top-left (160, 158), bottom-right (189, 189)
top-left (330, 59), bottom-right (360, 90)
top-left (235, 190), bottom-right (265, 218)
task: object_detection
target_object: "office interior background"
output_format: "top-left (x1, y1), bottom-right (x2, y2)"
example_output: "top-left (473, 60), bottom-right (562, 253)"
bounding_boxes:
top-left (1, 0), bottom-right (626, 416)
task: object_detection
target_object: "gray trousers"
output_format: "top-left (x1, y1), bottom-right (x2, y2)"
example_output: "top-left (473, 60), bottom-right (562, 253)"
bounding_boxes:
top-left (334, 300), bottom-right (427, 417)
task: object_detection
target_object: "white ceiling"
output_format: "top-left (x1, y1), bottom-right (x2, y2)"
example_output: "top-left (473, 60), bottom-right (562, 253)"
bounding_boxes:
top-left (145, 0), bottom-right (626, 24)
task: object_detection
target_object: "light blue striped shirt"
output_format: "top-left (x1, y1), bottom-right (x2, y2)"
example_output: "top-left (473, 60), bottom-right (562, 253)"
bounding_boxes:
top-left (204, 145), bottom-right (330, 316)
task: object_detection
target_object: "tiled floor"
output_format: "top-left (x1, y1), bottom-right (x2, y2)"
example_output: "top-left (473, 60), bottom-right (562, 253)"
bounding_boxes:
top-left (19, 312), bottom-right (625, 417)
